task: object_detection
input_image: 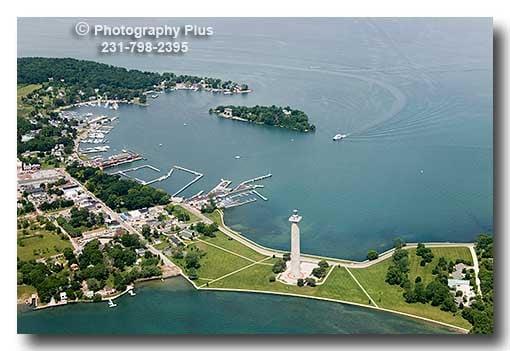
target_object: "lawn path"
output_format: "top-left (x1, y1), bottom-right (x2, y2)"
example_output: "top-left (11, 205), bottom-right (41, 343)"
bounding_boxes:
top-left (196, 238), bottom-right (267, 263)
top-left (198, 257), bottom-right (273, 288)
top-left (344, 266), bottom-right (379, 308)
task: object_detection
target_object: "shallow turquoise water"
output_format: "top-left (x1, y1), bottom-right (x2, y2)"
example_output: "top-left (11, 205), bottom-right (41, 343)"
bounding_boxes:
top-left (17, 18), bottom-right (492, 334)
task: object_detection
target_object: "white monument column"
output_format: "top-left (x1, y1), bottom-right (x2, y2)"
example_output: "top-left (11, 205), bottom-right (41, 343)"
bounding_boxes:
top-left (289, 209), bottom-right (302, 278)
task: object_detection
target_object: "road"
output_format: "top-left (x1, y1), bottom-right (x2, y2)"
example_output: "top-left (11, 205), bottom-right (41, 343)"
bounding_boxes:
top-left (61, 169), bottom-right (180, 271)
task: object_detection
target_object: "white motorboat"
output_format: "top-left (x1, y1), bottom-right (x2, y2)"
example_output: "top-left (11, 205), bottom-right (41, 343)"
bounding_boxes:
top-left (333, 133), bottom-right (348, 141)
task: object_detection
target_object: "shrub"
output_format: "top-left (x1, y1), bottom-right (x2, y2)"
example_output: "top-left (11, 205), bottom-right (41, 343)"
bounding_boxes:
top-left (367, 250), bottom-right (379, 261)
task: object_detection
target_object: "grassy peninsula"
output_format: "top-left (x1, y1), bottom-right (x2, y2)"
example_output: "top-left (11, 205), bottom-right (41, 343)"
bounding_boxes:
top-left (211, 105), bottom-right (316, 132)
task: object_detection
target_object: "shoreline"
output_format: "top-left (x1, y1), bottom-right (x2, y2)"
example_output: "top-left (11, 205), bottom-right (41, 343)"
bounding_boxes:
top-left (168, 207), bottom-right (476, 333)
top-left (24, 274), bottom-right (178, 311)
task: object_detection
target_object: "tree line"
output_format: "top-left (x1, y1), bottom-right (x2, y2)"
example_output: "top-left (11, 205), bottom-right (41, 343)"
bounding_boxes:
top-left (66, 163), bottom-right (170, 211)
top-left (212, 105), bottom-right (316, 133)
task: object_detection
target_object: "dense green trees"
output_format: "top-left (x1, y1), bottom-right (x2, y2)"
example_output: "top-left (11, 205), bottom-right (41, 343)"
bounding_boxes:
top-left (461, 234), bottom-right (494, 334)
top-left (165, 204), bottom-right (191, 221)
top-left (213, 105), bottom-right (315, 133)
top-left (39, 199), bottom-right (74, 212)
top-left (366, 250), bottom-right (379, 261)
top-left (57, 206), bottom-right (104, 237)
top-left (193, 222), bottom-right (218, 237)
top-left (18, 57), bottom-right (248, 101)
top-left (119, 233), bottom-right (142, 249)
top-left (18, 231), bottom-right (162, 305)
top-left (416, 243), bottom-right (434, 266)
top-left (312, 260), bottom-right (329, 279)
top-left (385, 248), bottom-right (410, 287)
top-left (66, 163), bottom-right (170, 211)
top-left (272, 258), bottom-right (286, 274)
top-left (17, 199), bottom-right (35, 216)
top-left (108, 244), bottom-right (137, 269)
top-left (17, 260), bottom-right (67, 303)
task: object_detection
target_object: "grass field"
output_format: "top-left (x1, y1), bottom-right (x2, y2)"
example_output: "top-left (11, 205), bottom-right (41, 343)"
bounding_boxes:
top-left (209, 264), bottom-right (369, 305)
top-left (171, 241), bottom-right (253, 281)
top-left (204, 209), bottom-right (223, 225)
top-left (169, 231), bottom-right (473, 330)
top-left (17, 84), bottom-right (41, 118)
top-left (17, 229), bottom-right (72, 261)
top-left (350, 247), bottom-right (473, 329)
top-left (407, 247), bottom-right (472, 285)
top-left (153, 241), bottom-right (170, 251)
top-left (199, 231), bottom-right (267, 261)
top-left (17, 284), bottom-right (37, 300)
top-left (174, 204), bottom-right (200, 223)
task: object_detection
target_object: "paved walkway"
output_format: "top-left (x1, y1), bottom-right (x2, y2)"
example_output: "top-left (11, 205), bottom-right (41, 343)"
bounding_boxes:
top-left (469, 245), bottom-right (482, 296)
top-left (344, 266), bottom-right (378, 308)
top-left (179, 204), bottom-right (477, 270)
top-left (198, 257), bottom-right (272, 288)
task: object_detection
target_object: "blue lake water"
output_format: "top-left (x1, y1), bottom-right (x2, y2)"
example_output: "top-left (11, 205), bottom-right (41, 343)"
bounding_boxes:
top-left (17, 18), bottom-right (492, 334)
top-left (18, 277), bottom-right (454, 334)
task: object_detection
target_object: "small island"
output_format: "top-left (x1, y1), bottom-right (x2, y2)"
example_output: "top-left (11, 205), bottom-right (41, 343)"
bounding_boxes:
top-left (210, 105), bottom-right (316, 133)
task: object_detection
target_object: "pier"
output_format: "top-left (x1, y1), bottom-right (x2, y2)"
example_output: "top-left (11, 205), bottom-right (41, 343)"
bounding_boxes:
top-left (174, 165), bottom-right (203, 176)
top-left (253, 190), bottom-right (268, 201)
top-left (113, 165), bottom-right (172, 185)
top-left (224, 198), bottom-right (257, 208)
top-left (188, 190), bottom-right (204, 201)
top-left (93, 150), bottom-right (143, 170)
top-left (239, 173), bottom-right (272, 186)
top-left (144, 169), bottom-right (174, 185)
top-left (172, 165), bottom-right (204, 197)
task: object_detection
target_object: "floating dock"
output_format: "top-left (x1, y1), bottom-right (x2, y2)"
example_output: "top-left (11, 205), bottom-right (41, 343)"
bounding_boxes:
top-left (239, 173), bottom-right (272, 186)
top-left (253, 190), bottom-right (268, 201)
top-left (172, 165), bottom-right (204, 197)
top-left (113, 165), bottom-right (171, 185)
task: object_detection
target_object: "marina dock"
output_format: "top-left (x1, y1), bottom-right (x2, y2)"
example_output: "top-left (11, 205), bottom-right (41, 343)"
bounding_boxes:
top-left (172, 165), bottom-right (204, 197)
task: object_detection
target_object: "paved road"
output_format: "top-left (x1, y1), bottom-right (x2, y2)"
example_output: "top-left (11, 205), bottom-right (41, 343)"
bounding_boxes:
top-left (62, 169), bottom-right (179, 271)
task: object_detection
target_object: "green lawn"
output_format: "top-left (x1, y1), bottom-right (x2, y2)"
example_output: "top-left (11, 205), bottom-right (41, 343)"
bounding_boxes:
top-left (17, 84), bottom-right (41, 118)
top-left (174, 204), bottom-right (200, 223)
top-left (408, 247), bottom-right (472, 285)
top-left (350, 247), bottom-right (472, 329)
top-left (204, 209), bottom-right (223, 225)
top-left (200, 231), bottom-right (267, 261)
top-left (17, 229), bottom-right (72, 261)
top-left (17, 284), bottom-right (37, 300)
top-left (153, 241), bottom-right (170, 251)
top-left (209, 263), bottom-right (369, 305)
top-left (171, 231), bottom-right (473, 330)
top-left (170, 241), bottom-right (253, 281)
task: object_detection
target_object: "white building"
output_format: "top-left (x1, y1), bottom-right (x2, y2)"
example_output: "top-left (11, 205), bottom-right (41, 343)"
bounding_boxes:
top-left (289, 209), bottom-right (303, 279)
top-left (223, 108), bottom-right (233, 118)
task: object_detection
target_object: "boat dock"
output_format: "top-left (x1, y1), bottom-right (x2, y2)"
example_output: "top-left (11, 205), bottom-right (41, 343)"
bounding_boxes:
top-left (239, 173), bottom-right (272, 186)
top-left (92, 151), bottom-right (143, 170)
top-left (174, 165), bottom-right (202, 177)
top-left (172, 165), bottom-right (204, 197)
top-left (112, 165), bottom-right (172, 185)
top-left (144, 169), bottom-right (174, 185)
top-left (253, 190), bottom-right (268, 201)
top-left (188, 190), bottom-right (204, 201)
top-left (80, 146), bottom-right (110, 154)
